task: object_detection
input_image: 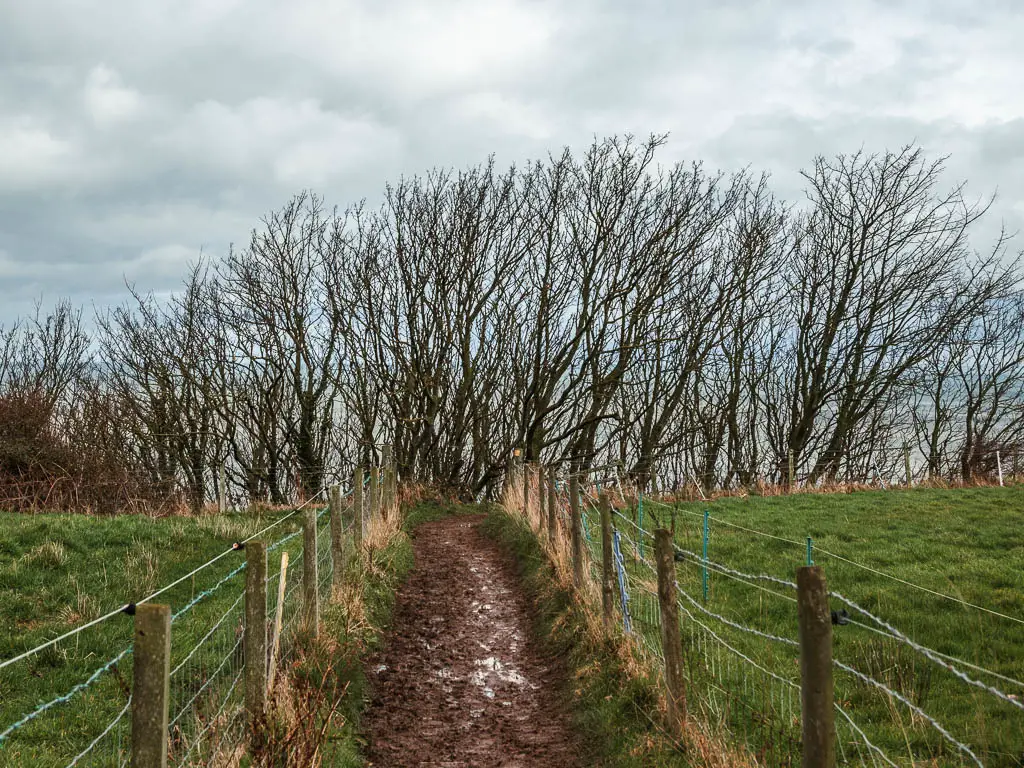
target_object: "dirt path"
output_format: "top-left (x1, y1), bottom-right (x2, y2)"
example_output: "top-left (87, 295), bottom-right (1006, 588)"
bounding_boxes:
top-left (363, 515), bottom-right (580, 767)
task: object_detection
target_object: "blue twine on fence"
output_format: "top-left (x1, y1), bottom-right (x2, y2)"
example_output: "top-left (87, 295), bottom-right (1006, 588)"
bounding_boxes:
top-left (171, 561), bottom-right (248, 623)
top-left (612, 529), bottom-right (632, 634)
top-left (0, 647), bottom-right (132, 745)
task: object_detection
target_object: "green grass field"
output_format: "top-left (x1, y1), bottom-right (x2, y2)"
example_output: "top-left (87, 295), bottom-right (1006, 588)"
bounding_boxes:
top-left (0, 508), bottom-right (317, 767)
top-left (5, 488), bottom-right (1024, 766)
top-left (583, 486), bottom-right (1024, 767)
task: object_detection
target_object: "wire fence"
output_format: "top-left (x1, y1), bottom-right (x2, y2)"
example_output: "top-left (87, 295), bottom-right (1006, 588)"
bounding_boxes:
top-left (509, 463), bottom-right (1024, 767)
top-left (0, 465), bottom-right (390, 768)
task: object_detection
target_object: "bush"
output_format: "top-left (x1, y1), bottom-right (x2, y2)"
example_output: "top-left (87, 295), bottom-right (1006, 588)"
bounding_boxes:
top-left (0, 390), bottom-right (174, 514)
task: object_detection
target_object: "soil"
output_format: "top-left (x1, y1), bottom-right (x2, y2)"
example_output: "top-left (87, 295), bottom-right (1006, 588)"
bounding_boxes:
top-left (363, 515), bottom-right (580, 767)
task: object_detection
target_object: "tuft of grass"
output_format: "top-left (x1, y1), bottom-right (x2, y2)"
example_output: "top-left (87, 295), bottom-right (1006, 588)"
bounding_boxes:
top-left (24, 540), bottom-right (68, 569)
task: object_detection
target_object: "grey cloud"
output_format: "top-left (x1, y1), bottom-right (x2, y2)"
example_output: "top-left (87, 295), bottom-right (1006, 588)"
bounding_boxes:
top-left (2, 0), bottom-right (1023, 324)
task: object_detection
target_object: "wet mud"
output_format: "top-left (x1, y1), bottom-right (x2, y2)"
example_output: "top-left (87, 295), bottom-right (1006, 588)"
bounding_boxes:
top-left (363, 515), bottom-right (579, 767)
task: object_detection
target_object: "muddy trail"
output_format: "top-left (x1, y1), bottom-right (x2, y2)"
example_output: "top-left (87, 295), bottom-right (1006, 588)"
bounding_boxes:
top-left (363, 514), bottom-right (580, 767)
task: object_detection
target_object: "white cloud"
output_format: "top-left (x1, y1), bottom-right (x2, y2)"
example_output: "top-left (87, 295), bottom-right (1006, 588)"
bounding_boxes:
top-left (84, 65), bottom-right (143, 125)
top-left (157, 97), bottom-right (401, 186)
top-left (0, 119), bottom-right (74, 190)
top-left (454, 93), bottom-right (555, 141)
top-left (3, 0), bottom-right (1024, 323)
top-left (263, 0), bottom-right (557, 97)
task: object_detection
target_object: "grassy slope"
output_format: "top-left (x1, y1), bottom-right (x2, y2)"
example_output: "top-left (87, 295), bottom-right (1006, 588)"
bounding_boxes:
top-left (615, 486), bottom-right (1024, 765)
top-left (0, 501), bottom-right (476, 767)
top-left (0, 509), bottom-right (309, 767)
top-left (481, 507), bottom-right (691, 767)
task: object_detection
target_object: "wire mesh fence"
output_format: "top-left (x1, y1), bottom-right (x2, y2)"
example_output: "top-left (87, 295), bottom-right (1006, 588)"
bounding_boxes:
top-left (510, 462), bottom-right (1024, 768)
top-left (0, 482), bottom-right (368, 768)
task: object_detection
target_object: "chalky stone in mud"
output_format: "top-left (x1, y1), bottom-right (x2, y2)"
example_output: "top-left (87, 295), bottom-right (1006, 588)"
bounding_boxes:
top-left (364, 515), bottom-right (579, 767)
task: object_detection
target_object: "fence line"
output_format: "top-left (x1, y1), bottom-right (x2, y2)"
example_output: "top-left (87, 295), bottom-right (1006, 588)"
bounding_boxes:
top-left (642, 498), bottom-right (1024, 626)
top-left (508, 459), bottom-right (1024, 767)
top-left (1, 456), bottom-right (398, 767)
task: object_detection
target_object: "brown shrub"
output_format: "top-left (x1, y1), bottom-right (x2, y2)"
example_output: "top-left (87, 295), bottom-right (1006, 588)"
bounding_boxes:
top-left (0, 389), bottom-right (176, 514)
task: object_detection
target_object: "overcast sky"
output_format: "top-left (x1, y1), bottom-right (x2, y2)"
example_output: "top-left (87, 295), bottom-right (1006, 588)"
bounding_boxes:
top-left (2, 0), bottom-right (1024, 324)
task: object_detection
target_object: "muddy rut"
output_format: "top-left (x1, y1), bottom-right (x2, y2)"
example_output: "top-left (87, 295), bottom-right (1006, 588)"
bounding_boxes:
top-left (363, 515), bottom-right (579, 767)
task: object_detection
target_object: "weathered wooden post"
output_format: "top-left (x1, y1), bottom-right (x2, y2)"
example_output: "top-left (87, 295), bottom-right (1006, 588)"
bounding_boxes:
top-left (510, 449), bottom-right (522, 505)
top-left (267, 551), bottom-right (289, 692)
top-left (535, 464), bottom-right (544, 533)
top-left (330, 484), bottom-right (344, 589)
top-left (788, 450), bottom-right (796, 491)
top-left (797, 565), bottom-right (836, 768)
top-left (131, 603), bottom-right (171, 768)
top-left (600, 493), bottom-right (615, 630)
top-left (547, 466), bottom-right (558, 545)
top-left (303, 510), bottom-right (319, 636)
top-left (570, 474), bottom-right (584, 589)
top-left (997, 450), bottom-right (1004, 487)
top-left (244, 541), bottom-right (267, 729)
top-left (385, 465), bottom-right (397, 515)
top-left (654, 529), bottom-right (687, 739)
top-left (904, 442), bottom-right (913, 487)
top-left (353, 466), bottom-right (364, 551)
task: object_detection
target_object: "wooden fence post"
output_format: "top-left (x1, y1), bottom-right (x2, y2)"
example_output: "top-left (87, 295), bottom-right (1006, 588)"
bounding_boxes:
top-left (797, 565), bottom-right (835, 768)
top-left (547, 466), bottom-right (557, 545)
top-left (244, 541), bottom-right (267, 730)
top-left (535, 464), bottom-right (544, 533)
top-left (131, 603), bottom-right (170, 768)
top-left (330, 484), bottom-right (344, 589)
top-left (570, 474), bottom-right (584, 589)
top-left (510, 449), bottom-right (522, 503)
top-left (654, 529), bottom-right (687, 739)
top-left (382, 445), bottom-right (395, 514)
top-left (997, 450), bottom-right (1004, 486)
top-left (267, 551), bottom-right (289, 692)
top-left (386, 466), bottom-right (397, 514)
top-left (788, 450), bottom-right (796, 491)
top-left (303, 510), bottom-right (319, 636)
top-left (600, 493), bottom-right (615, 630)
top-left (353, 467), bottom-right (364, 551)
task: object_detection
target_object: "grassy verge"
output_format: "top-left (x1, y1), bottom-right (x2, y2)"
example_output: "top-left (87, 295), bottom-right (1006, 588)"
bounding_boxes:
top-left (556, 485), bottom-right (1024, 766)
top-left (480, 507), bottom-right (692, 767)
top-left (253, 517), bottom-right (414, 767)
top-left (253, 498), bottom-right (488, 766)
top-left (630, 487), bottom-right (1024, 764)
